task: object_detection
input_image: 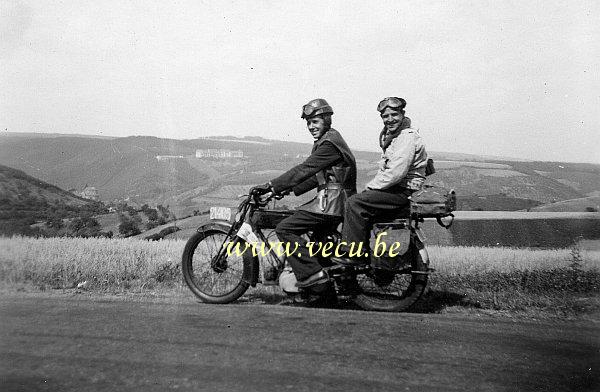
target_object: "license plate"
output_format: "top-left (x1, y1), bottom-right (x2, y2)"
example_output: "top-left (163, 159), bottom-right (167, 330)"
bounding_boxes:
top-left (210, 206), bottom-right (231, 221)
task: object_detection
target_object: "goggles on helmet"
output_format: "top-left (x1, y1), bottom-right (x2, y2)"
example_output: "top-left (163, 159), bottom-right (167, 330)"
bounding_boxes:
top-left (301, 104), bottom-right (333, 119)
top-left (302, 104), bottom-right (318, 117)
top-left (377, 97), bottom-right (406, 113)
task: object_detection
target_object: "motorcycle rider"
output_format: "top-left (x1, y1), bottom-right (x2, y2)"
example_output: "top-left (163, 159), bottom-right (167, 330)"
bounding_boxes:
top-left (254, 98), bottom-right (357, 288)
top-left (333, 97), bottom-right (428, 264)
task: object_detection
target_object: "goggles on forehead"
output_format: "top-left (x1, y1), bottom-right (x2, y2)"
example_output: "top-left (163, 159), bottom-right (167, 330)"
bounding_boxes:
top-left (377, 97), bottom-right (406, 113)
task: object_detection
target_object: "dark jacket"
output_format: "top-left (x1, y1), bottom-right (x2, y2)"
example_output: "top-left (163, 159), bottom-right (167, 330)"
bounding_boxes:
top-left (270, 128), bottom-right (357, 216)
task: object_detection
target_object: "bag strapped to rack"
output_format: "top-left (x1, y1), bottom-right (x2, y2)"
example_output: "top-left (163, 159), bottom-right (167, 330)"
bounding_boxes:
top-left (409, 186), bottom-right (457, 229)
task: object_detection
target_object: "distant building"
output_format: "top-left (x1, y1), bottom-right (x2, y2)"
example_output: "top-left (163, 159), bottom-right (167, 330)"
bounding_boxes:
top-left (196, 149), bottom-right (243, 158)
top-left (74, 186), bottom-right (99, 201)
top-left (156, 155), bottom-right (185, 161)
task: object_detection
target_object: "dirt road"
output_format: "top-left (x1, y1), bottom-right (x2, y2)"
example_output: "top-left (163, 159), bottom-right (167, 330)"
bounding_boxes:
top-left (0, 295), bottom-right (598, 391)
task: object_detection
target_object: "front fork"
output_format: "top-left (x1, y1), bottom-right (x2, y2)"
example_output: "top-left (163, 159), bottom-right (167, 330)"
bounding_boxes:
top-left (233, 221), bottom-right (262, 287)
top-left (197, 222), bottom-right (259, 285)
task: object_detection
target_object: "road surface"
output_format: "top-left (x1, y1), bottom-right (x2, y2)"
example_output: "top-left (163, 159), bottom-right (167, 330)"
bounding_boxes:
top-left (0, 295), bottom-right (598, 391)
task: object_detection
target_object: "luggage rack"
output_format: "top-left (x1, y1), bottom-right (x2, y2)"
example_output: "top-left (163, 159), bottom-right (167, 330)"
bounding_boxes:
top-left (387, 206), bottom-right (455, 229)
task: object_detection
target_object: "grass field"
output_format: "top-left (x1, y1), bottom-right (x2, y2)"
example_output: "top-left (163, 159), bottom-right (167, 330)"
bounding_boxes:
top-left (0, 236), bottom-right (182, 291)
top-left (1, 236), bottom-right (598, 316)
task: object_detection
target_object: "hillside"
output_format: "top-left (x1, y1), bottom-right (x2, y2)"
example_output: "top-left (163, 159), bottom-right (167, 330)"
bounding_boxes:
top-left (0, 135), bottom-right (211, 202)
top-left (0, 164), bottom-right (106, 235)
top-left (457, 193), bottom-right (542, 211)
top-left (1, 133), bottom-right (599, 212)
top-left (530, 196), bottom-right (600, 212)
top-left (426, 161), bottom-right (586, 204)
top-left (0, 164), bottom-right (96, 218)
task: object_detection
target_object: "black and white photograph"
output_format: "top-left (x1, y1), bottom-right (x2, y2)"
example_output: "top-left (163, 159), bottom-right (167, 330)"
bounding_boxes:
top-left (0, 0), bottom-right (598, 391)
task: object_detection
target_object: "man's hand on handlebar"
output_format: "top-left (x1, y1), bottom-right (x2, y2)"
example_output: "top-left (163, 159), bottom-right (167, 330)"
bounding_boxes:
top-left (250, 182), bottom-right (291, 201)
top-left (251, 183), bottom-right (272, 195)
top-left (273, 188), bottom-right (290, 200)
top-left (261, 190), bottom-right (286, 203)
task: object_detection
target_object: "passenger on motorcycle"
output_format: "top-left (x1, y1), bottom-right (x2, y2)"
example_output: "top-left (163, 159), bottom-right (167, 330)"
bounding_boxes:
top-left (332, 97), bottom-right (428, 265)
top-left (253, 98), bottom-right (357, 288)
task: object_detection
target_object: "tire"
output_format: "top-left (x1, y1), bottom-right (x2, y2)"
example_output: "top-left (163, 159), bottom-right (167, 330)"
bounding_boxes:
top-left (352, 243), bottom-right (428, 312)
top-left (181, 228), bottom-right (251, 303)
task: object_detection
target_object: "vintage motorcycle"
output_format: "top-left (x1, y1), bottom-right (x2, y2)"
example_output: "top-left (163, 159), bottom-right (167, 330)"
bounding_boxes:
top-left (181, 185), bottom-right (454, 312)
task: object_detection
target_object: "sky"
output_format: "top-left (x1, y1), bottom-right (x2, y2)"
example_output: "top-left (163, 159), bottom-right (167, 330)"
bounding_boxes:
top-left (1, 0), bottom-right (599, 163)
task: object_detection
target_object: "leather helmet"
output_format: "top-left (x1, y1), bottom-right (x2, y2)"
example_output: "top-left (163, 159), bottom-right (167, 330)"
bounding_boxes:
top-left (301, 98), bottom-right (334, 119)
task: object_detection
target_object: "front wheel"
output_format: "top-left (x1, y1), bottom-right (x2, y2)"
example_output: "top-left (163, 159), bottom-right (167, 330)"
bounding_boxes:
top-left (352, 243), bottom-right (428, 312)
top-left (181, 227), bottom-right (251, 303)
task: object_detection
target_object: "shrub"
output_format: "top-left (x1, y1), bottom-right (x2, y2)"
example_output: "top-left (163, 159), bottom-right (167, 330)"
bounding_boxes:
top-left (68, 215), bottom-right (101, 238)
top-left (118, 214), bottom-right (141, 237)
top-left (144, 226), bottom-right (180, 241)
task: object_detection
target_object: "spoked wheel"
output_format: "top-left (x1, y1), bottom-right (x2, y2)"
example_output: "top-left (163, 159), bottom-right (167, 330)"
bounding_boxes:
top-left (352, 243), bottom-right (428, 312)
top-left (181, 228), bottom-right (251, 303)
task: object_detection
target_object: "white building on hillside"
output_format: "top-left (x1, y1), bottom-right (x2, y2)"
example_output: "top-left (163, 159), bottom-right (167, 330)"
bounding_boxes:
top-left (196, 149), bottom-right (243, 158)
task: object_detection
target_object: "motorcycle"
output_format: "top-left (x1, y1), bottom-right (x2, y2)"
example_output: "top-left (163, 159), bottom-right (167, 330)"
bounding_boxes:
top-left (181, 185), bottom-right (446, 312)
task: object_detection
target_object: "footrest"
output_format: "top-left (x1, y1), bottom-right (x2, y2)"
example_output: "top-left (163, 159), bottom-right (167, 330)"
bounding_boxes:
top-left (411, 268), bottom-right (435, 275)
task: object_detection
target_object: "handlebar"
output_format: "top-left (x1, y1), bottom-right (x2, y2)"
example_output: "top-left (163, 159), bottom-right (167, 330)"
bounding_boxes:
top-left (248, 186), bottom-right (286, 205)
top-left (255, 191), bottom-right (276, 206)
top-left (239, 188), bottom-right (276, 210)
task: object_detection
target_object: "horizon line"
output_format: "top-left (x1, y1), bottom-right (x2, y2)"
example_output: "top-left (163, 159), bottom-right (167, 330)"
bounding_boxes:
top-left (1, 130), bottom-right (598, 165)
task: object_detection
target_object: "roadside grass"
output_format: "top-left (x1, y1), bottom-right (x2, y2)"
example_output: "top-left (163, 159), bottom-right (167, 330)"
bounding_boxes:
top-left (1, 236), bottom-right (598, 316)
top-left (417, 245), bottom-right (600, 316)
top-left (0, 236), bottom-right (183, 291)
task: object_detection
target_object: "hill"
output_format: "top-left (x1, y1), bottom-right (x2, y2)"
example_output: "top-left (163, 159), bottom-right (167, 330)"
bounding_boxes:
top-left (0, 135), bottom-right (211, 202)
top-left (0, 164), bottom-right (106, 235)
top-left (457, 193), bottom-right (542, 211)
top-left (0, 164), bottom-right (97, 217)
top-left (530, 196), bottom-right (600, 212)
top-left (1, 133), bottom-right (599, 212)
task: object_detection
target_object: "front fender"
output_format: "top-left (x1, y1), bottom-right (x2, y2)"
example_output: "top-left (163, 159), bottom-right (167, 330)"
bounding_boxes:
top-left (196, 220), bottom-right (232, 233)
top-left (196, 220), bottom-right (260, 287)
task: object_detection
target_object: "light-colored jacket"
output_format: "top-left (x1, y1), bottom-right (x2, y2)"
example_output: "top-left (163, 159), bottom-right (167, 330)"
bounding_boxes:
top-left (366, 127), bottom-right (428, 191)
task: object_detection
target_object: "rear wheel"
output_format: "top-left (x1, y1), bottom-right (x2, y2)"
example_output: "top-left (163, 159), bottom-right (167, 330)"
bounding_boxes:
top-left (181, 228), bottom-right (250, 303)
top-left (352, 243), bottom-right (428, 312)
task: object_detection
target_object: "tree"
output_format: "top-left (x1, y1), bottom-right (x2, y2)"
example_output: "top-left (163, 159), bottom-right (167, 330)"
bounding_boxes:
top-left (142, 207), bottom-right (159, 222)
top-left (157, 204), bottom-right (171, 220)
top-left (68, 214), bottom-right (101, 237)
top-left (118, 214), bottom-right (141, 237)
top-left (146, 220), bottom-right (159, 230)
top-left (45, 214), bottom-right (64, 230)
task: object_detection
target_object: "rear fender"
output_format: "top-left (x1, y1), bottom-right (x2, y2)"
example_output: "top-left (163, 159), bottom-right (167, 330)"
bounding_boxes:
top-left (196, 221), bottom-right (259, 287)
